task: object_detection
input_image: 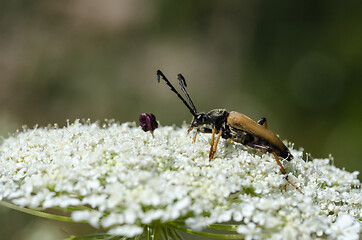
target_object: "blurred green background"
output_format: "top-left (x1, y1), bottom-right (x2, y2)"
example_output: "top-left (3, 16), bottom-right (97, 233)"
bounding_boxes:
top-left (0, 1), bottom-right (361, 239)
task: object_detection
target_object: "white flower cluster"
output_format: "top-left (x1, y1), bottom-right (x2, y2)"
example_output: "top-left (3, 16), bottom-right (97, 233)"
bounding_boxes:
top-left (0, 120), bottom-right (360, 239)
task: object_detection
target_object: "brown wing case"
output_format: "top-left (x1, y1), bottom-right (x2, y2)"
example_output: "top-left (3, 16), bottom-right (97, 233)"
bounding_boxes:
top-left (227, 111), bottom-right (287, 152)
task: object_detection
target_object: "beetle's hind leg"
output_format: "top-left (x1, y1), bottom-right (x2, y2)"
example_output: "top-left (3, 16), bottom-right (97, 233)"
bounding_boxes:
top-left (272, 152), bottom-right (302, 194)
top-left (246, 143), bottom-right (302, 194)
top-left (257, 117), bottom-right (268, 129)
top-left (271, 152), bottom-right (286, 174)
top-left (246, 143), bottom-right (284, 171)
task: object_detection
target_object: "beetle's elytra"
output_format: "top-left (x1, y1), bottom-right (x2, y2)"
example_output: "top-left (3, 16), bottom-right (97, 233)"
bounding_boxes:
top-left (157, 70), bottom-right (301, 193)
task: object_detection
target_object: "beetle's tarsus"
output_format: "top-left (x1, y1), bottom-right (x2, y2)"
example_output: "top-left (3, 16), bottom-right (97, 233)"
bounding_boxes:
top-left (284, 175), bottom-right (303, 194)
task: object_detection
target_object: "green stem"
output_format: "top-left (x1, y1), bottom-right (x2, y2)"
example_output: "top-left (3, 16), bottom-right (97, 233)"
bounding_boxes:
top-left (166, 228), bottom-right (184, 240)
top-left (0, 200), bottom-right (77, 223)
top-left (64, 233), bottom-right (112, 240)
top-left (153, 225), bottom-right (160, 240)
top-left (207, 224), bottom-right (239, 231)
top-left (166, 222), bottom-right (244, 239)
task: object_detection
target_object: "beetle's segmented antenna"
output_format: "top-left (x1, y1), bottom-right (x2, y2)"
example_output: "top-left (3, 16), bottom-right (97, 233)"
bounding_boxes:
top-left (178, 74), bottom-right (187, 87)
top-left (157, 70), bottom-right (197, 116)
top-left (177, 74), bottom-right (197, 114)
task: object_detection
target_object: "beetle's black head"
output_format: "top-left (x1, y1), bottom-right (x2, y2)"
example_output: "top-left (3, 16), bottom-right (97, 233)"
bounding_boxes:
top-left (191, 113), bottom-right (209, 126)
top-left (187, 113), bottom-right (210, 133)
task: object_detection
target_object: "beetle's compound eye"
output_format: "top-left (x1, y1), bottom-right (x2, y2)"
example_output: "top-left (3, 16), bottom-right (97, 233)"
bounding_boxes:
top-left (194, 113), bottom-right (208, 125)
top-left (190, 115), bottom-right (202, 127)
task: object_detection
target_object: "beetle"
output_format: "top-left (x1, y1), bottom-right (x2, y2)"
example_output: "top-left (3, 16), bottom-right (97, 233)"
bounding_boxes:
top-left (156, 70), bottom-right (301, 193)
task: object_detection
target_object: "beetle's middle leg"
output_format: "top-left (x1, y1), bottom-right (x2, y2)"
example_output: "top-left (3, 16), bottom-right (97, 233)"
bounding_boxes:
top-left (209, 127), bottom-right (216, 159)
top-left (209, 127), bottom-right (222, 159)
top-left (210, 129), bottom-right (222, 159)
top-left (257, 117), bottom-right (268, 129)
top-left (225, 138), bottom-right (232, 152)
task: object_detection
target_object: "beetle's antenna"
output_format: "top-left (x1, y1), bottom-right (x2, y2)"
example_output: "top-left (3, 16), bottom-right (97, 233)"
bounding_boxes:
top-left (177, 74), bottom-right (198, 114)
top-left (157, 70), bottom-right (197, 116)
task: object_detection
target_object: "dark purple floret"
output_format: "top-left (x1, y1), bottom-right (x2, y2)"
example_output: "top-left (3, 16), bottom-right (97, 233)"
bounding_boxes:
top-left (139, 113), bottom-right (158, 136)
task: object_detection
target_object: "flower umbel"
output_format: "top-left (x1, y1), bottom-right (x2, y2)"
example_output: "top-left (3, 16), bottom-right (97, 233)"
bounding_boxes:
top-left (0, 120), bottom-right (360, 239)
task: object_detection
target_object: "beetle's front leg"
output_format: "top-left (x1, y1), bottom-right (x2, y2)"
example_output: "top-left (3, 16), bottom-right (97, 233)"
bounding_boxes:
top-left (193, 127), bottom-right (212, 142)
top-left (193, 129), bottom-right (200, 142)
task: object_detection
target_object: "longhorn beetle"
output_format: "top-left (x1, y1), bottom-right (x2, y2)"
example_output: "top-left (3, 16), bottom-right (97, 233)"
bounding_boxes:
top-left (156, 70), bottom-right (302, 193)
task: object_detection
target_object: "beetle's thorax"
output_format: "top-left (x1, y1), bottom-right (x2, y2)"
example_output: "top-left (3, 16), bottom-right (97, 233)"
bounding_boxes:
top-left (190, 109), bottom-right (229, 129)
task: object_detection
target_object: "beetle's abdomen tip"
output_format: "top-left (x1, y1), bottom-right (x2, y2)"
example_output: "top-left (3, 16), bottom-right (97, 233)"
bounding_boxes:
top-left (286, 152), bottom-right (293, 161)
